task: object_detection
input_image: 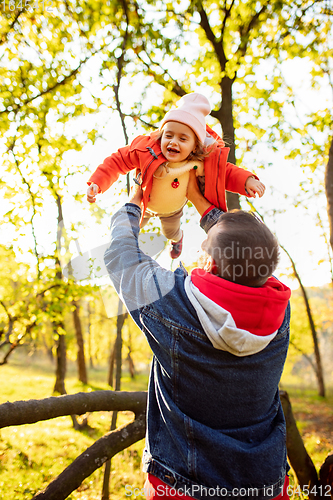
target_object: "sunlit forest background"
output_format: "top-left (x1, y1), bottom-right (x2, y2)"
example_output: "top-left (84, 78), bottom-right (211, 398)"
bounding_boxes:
top-left (1, 0), bottom-right (333, 499)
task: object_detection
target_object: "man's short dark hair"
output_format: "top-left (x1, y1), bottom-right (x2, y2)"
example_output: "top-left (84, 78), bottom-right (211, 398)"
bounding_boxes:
top-left (210, 210), bottom-right (280, 287)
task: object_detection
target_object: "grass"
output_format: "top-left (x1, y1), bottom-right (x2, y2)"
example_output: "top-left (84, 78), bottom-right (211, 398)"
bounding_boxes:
top-left (0, 352), bottom-right (148, 500)
top-left (0, 352), bottom-right (332, 499)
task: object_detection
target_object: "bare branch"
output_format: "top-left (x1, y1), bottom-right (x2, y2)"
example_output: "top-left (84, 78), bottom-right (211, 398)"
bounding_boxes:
top-left (0, 341), bottom-right (22, 365)
top-left (32, 414), bottom-right (146, 500)
top-left (0, 9), bottom-right (25, 45)
top-left (0, 44), bottom-right (108, 116)
top-left (0, 390), bottom-right (147, 428)
top-left (10, 146), bottom-right (41, 278)
top-left (316, 211), bottom-right (333, 285)
top-left (0, 64), bottom-right (82, 116)
top-left (0, 319), bottom-right (37, 364)
top-left (0, 301), bottom-right (15, 348)
top-left (36, 284), bottom-right (62, 299)
top-left (113, 0), bottom-right (131, 161)
top-left (288, 339), bottom-right (317, 374)
top-left (196, 1), bottom-right (227, 70)
top-left (0, 300), bottom-right (13, 321)
top-left (237, 2), bottom-right (270, 59)
top-left (220, 0), bottom-right (236, 41)
top-left (136, 50), bottom-right (187, 98)
top-left (109, 106), bottom-right (158, 129)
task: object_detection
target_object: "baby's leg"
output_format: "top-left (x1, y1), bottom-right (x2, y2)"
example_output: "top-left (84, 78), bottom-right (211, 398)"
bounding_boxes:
top-left (140, 212), bottom-right (152, 229)
top-left (159, 209), bottom-right (183, 243)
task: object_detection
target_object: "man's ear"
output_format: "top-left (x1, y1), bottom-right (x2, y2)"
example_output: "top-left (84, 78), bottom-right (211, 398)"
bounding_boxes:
top-left (204, 256), bottom-right (218, 275)
top-left (211, 260), bottom-right (219, 275)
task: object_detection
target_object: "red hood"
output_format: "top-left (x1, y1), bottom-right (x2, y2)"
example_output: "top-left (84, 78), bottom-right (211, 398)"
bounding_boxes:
top-left (191, 269), bottom-right (291, 337)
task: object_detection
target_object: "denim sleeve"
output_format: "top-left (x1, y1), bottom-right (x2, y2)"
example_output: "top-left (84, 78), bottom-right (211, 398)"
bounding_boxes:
top-left (200, 207), bottom-right (225, 233)
top-left (104, 203), bottom-right (175, 320)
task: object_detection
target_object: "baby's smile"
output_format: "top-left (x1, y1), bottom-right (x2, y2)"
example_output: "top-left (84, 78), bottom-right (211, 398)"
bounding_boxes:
top-left (167, 146), bottom-right (179, 153)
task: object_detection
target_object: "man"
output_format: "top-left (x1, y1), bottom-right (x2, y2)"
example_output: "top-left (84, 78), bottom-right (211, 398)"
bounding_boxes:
top-left (103, 171), bottom-right (291, 500)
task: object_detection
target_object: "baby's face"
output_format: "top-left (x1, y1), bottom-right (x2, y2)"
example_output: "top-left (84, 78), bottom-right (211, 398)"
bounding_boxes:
top-left (161, 122), bottom-right (197, 163)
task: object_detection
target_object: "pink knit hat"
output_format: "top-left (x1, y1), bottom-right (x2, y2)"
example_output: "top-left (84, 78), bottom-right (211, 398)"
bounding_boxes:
top-left (160, 93), bottom-right (211, 144)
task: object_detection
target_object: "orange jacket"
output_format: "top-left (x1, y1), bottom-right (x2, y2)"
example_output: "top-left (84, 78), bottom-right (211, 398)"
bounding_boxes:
top-left (88, 126), bottom-right (256, 217)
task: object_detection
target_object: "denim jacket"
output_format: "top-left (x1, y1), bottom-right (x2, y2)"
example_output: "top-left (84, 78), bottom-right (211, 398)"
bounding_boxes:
top-left (104, 204), bottom-right (291, 500)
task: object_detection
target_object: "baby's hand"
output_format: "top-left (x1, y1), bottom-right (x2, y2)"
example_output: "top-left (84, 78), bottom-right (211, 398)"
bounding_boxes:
top-left (245, 177), bottom-right (265, 198)
top-left (87, 183), bottom-right (99, 203)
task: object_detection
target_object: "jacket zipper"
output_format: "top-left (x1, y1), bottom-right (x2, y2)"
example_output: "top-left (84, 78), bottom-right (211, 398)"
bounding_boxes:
top-left (134, 147), bottom-right (163, 186)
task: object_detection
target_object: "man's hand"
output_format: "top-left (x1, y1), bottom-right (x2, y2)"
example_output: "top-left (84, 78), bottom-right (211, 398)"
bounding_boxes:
top-left (187, 169), bottom-right (202, 203)
top-left (187, 169), bottom-right (211, 216)
top-left (245, 177), bottom-right (266, 198)
top-left (87, 183), bottom-right (99, 203)
top-left (129, 182), bottom-right (143, 207)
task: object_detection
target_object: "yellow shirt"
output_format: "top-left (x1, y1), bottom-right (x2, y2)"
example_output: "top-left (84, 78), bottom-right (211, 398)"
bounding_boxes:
top-left (147, 160), bottom-right (204, 215)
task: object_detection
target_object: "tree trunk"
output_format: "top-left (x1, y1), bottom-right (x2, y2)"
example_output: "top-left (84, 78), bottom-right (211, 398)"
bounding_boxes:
top-left (127, 351), bottom-right (135, 379)
top-left (280, 391), bottom-right (320, 499)
top-left (114, 303), bottom-right (125, 392)
top-left (108, 340), bottom-right (116, 387)
top-left (304, 300), bottom-right (325, 398)
top-left (53, 331), bottom-right (67, 395)
top-left (53, 193), bottom-right (68, 396)
top-left (325, 137), bottom-right (333, 251)
top-left (127, 329), bottom-right (135, 378)
top-left (87, 301), bottom-right (94, 369)
top-left (319, 452), bottom-right (333, 493)
top-left (73, 300), bottom-right (88, 384)
top-left (280, 244), bottom-right (326, 398)
top-left (102, 411), bottom-right (118, 500)
top-left (42, 333), bottom-right (54, 363)
top-left (102, 299), bottom-right (127, 500)
top-left (218, 76), bottom-right (241, 210)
